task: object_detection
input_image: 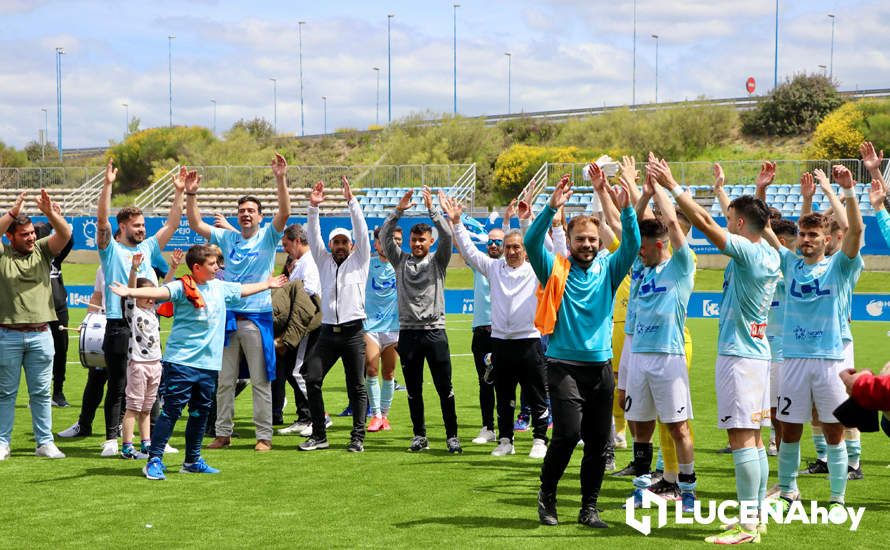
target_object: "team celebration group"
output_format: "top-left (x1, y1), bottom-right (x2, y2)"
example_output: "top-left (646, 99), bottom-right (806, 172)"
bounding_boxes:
top-left (2, 141), bottom-right (890, 543)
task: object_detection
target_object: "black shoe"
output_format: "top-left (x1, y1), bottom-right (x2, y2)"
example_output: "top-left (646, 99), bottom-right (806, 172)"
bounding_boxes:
top-left (612, 461), bottom-right (635, 476)
top-left (446, 436), bottom-right (463, 454)
top-left (408, 436), bottom-right (429, 452)
top-left (716, 444), bottom-right (733, 454)
top-left (347, 439), bottom-right (364, 453)
top-left (649, 478), bottom-right (681, 500)
top-left (298, 437), bottom-right (329, 451)
top-left (848, 465), bottom-right (864, 480)
top-left (234, 379), bottom-right (249, 397)
top-left (650, 469), bottom-right (664, 485)
top-left (51, 392), bottom-right (69, 408)
top-left (537, 490), bottom-right (558, 525)
top-left (800, 459), bottom-right (829, 474)
top-left (273, 415), bottom-right (284, 426)
top-left (578, 506), bottom-right (608, 528)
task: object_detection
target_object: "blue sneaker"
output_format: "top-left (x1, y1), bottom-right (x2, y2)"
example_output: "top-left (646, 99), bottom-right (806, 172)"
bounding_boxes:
top-left (338, 405), bottom-right (353, 417)
top-left (143, 457), bottom-right (166, 480)
top-left (622, 487), bottom-right (644, 509)
top-left (681, 491), bottom-right (696, 513)
top-left (179, 457), bottom-right (220, 474)
top-left (514, 414), bottom-right (530, 432)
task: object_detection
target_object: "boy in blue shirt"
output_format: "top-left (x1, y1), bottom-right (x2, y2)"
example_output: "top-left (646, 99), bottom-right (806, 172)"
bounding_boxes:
top-left (525, 174), bottom-right (640, 529)
top-left (650, 156), bottom-right (779, 545)
top-left (110, 244), bottom-right (287, 479)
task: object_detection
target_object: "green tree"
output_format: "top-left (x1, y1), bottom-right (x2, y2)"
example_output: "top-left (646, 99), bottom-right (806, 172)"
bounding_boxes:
top-left (741, 73), bottom-right (843, 136)
top-left (229, 118), bottom-right (275, 141)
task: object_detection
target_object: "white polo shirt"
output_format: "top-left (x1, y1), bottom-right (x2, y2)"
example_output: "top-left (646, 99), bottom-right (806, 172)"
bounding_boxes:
top-left (289, 250), bottom-right (322, 297)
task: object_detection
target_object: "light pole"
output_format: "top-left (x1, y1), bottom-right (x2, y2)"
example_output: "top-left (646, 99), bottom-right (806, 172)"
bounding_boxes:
top-left (298, 20), bottom-right (305, 136)
top-left (322, 95), bottom-right (327, 134)
top-left (651, 34), bottom-right (659, 103)
top-left (818, 64), bottom-right (827, 77)
top-left (122, 103), bottom-right (129, 138)
top-left (388, 14), bottom-right (394, 123)
top-left (270, 77), bottom-right (278, 134)
top-left (632, 0), bottom-right (637, 106)
top-left (504, 52), bottom-right (511, 114)
top-left (40, 108), bottom-right (48, 161)
top-left (773, 0), bottom-right (779, 90)
top-left (453, 4), bottom-right (459, 116)
top-left (55, 47), bottom-right (64, 161)
top-left (168, 34), bottom-right (175, 127)
top-left (828, 13), bottom-right (835, 79)
top-left (373, 67), bottom-right (380, 125)
top-left (210, 99), bottom-right (217, 135)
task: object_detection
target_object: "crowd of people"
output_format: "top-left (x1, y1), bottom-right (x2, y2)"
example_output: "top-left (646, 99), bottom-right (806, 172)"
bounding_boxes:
top-left (1, 141), bottom-right (890, 543)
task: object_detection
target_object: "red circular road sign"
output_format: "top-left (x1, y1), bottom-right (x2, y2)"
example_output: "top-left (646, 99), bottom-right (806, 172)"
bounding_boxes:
top-left (746, 77), bottom-right (756, 94)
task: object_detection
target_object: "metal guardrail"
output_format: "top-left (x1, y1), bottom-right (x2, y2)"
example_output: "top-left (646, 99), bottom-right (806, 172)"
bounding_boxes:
top-left (65, 168), bottom-right (106, 213)
top-left (134, 165), bottom-right (181, 211)
top-left (0, 166), bottom-right (101, 189)
top-left (448, 164), bottom-right (477, 209)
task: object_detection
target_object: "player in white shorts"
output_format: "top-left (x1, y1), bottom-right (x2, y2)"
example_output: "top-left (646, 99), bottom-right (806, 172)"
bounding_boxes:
top-left (650, 157), bottom-right (779, 545)
top-left (622, 179), bottom-right (696, 512)
top-left (765, 165), bottom-right (864, 513)
top-left (364, 226), bottom-right (402, 432)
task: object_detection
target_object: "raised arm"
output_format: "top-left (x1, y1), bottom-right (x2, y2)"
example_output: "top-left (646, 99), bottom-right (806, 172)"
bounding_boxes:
top-left (869, 179), bottom-right (890, 246)
top-left (525, 175), bottom-right (572, 283)
top-left (164, 249), bottom-right (184, 284)
top-left (109, 281), bottom-right (171, 301)
top-left (154, 167), bottom-right (186, 248)
top-left (343, 176), bottom-right (370, 264)
top-left (0, 191), bottom-right (26, 237)
top-left (213, 213), bottom-right (238, 233)
top-left (442, 193), bottom-right (495, 276)
top-left (861, 141), bottom-right (886, 188)
top-left (589, 163), bottom-right (621, 236)
top-left (36, 189), bottom-right (72, 256)
top-left (651, 181), bottom-right (685, 250)
top-left (799, 171), bottom-right (816, 216)
top-left (754, 161), bottom-right (776, 203)
top-left (618, 155), bottom-right (644, 210)
top-left (650, 155), bottom-right (727, 251)
top-left (713, 163), bottom-right (730, 218)
top-left (184, 168), bottom-right (213, 239)
top-left (96, 159), bottom-right (116, 250)
top-left (128, 253), bottom-right (143, 288)
top-left (427, 187), bottom-right (453, 270)
top-left (502, 199), bottom-right (516, 232)
top-left (271, 153), bottom-right (291, 232)
top-left (241, 274), bottom-right (288, 297)
top-left (834, 165), bottom-right (863, 259)
top-left (605, 179), bottom-right (642, 284)
top-left (306, 181), bottom-right (330, 262)
top-left (635, 170), bottom-right (655, 220)
top-left (815, 168), bottom-right (847, 231)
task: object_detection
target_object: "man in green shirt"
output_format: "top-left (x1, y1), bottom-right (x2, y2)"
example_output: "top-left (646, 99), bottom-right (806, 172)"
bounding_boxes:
top-left (0, 190), bottom-right (72, 460)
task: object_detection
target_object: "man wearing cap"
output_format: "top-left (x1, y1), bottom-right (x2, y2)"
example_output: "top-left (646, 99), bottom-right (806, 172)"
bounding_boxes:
top-left (298, 176), bottom-right (371, 452)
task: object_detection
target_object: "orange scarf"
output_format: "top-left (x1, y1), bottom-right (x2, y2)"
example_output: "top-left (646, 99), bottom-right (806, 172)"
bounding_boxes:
top-left (180, 274), bottom-right (206, 309)
top-left (534, 255), bottom-right (571, 336)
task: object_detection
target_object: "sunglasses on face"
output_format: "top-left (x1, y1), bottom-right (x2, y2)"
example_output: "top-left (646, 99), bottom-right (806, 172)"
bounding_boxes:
top-left (487, 239), bottom-right (504, 247)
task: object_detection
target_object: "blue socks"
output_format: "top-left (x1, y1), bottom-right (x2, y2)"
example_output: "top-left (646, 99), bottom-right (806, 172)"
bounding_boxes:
top-left (732, 447), bottom-right (761, 504)
top-left (813, 431), bottom-right (827, 461)
top-left (827, 443), bottom-right (848, 503)
top-left (381, 378), bottom-right (395, 416)
top-left (778, 440), bottom-right (800, 496)
top-left (845, 433), bottom-right (861, 470)
top-left (655, 448), bottom-right (665, 472)
top-left (757, 447), bottom-right (769, 502)
top-left (366, 376), bottom-right (381, 416)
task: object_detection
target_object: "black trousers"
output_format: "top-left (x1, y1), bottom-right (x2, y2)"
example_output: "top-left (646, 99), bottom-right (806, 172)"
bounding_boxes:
top-left (491, 337), bottom-right (549, 443)
top-left (471, 326), bottom-right (496, 431)
top-left (399, 329), bottom-right (458, 439)
top-left (77, 367), bottom-right (107, 433)
top-left (101, 319), bottom-right (130, 440)
top-left (539, 359), bottom-right (614, 507)
top-left (304, 323), bottom-right (367, 441)
top-left (49, 307), bottom-right (69, 393)
top-left (272, 327), bottom-right (318, 422)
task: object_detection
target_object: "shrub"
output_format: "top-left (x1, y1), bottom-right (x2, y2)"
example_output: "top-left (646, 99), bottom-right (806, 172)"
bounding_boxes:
top-left (808, 102), bottom-right (865, 158)
top-left (107, 126), bottom-right (216, 192)
top-left (741, 73), bottom-right (843, 136)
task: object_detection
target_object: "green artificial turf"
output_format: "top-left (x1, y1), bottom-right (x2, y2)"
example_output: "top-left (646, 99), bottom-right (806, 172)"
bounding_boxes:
top-left (1, 314), bottom-right (889, 548)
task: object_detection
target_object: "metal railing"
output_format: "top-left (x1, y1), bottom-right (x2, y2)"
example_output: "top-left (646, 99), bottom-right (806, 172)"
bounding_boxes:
top-left (134, 165), bottom-right (181, 211)
top-left (0, 166), bottom-right (102, 189)
top-left (64, 168), bottom-right (106, 213)
top-left (448, 164), bottom-right (477, 209)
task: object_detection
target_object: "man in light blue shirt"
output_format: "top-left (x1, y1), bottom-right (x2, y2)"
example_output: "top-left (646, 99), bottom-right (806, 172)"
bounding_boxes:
top-left (186, 154), bottom-right (291, 452)
top-left (623, 182), bottom-right (696, 512)
top-left (650, 157), bottom-right (779, 544)
top-left (111, 244), bottom-right (286, 479)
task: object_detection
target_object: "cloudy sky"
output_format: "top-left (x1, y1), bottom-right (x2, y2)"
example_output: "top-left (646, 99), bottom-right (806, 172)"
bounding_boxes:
top-left (1, 0), bottom-right (887, 149)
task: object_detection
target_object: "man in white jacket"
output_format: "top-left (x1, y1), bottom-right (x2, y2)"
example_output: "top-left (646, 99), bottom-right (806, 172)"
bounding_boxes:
top-left (442, 195), bottom-right (549, 459)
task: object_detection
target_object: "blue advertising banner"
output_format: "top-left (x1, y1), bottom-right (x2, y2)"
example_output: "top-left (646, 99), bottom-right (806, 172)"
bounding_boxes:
top-left (65, 285), bottom-right (890, 322)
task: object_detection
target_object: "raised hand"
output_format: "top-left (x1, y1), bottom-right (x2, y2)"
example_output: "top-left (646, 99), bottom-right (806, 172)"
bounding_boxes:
top-left (184, 170), bottom-right (201, 194)
top-left (104, 158), bottom-right (118, 185)
top-left (396, 189), bottom-right (415, 212)
top-left (35, 189), bottom-right (55, 216)
top-left (309, 181), bottom-right (325, 207)
top-left (713, 163), bottom-right (725, 190)
top-left (109, 281), bottom-right (131, 297)
top-left (131, 252), bottom-right (144, 270)
top-left (422, 185), bottom-right (433, 211)
top-left (800, 172), bottom-right (816, 199)
top-left (860, 141), bottom-right (884, 173)
top-left (587, 162), bottom-right (607, 192)
top-left (549, 174), bottom-right (573, 209)
top-left (8, 190), bottom-right (26, 217)
top-left (755, 161), bottom-right (777, 189)
top-left (642, 169), bottom-right (656, 197)
top-left (340, 175), bottom-right (354, 203)
top-left (606, 180), bottom-right (631, 210)
top-left (869, 178), bottom-right (887, 211)
top-left (271, 152), bottom-right (288, 181)
top-left (173, 166), bottom-right (187, 194)
top-left (552, 205), bottom-right (565, 226)
top-left (170, 248), bottom-right (184, 268)
top-left (439, 192), bottom-right (462, 224)
top-left (267, 274), bottom-right (288, 289)
top-left (648, 156), bottom-right (677, 190)
top-left (517, 198), bottom-right (532, 220)
top-left (832, 165), bottom-right (855, 189)
top-left (504, 199), bottom-right (516, 220)
top-left (812, 168), bottom-right (831, 191)
top-left (52, 201), bottom-right (62, 216)
top-left (618, 155), bottom-right (637, 187)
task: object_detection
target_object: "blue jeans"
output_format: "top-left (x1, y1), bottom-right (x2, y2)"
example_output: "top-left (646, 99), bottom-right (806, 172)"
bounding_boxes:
top-left (149, 362), bottom-right (217, 463)
top-left (0, 328), bottom-right (55, 447)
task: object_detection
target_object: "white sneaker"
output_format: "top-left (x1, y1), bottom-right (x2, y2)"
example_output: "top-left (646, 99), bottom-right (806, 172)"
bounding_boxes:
top-left (0, 444), bottom-right (9, 460)
top-left (164, 443), bottom-right (179, 454)
top-left (57, 422), bottom-right (84, 438)
top-left (35, 442), bottom-right (65, 459)
top-left (299, 415), bottom-right (332, 437)
top-left (471, 427), bottom-right (496, 444)
top-left (765, 483), bottom-right (781, 500)
top-left (768, 440), bottom-right (778, 456)
top-left (529, 438), bottom-right (548, 459)
top-left (279, 420), bottom-right (312, 435)
top-left (491, 437), bottom-right (515, 456)
top-left (614, 433), bottom-right (628, 449)
top-left (100, 439), bottom-right (119, 457)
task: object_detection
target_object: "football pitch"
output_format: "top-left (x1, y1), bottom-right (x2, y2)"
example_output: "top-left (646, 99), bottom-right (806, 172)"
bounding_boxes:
top-left (1, 312), bottom-right (888, 549)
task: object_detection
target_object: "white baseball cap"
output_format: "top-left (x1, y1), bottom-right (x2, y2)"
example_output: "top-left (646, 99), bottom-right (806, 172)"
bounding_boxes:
top-left (328, 227), bottom-right (352, 242)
